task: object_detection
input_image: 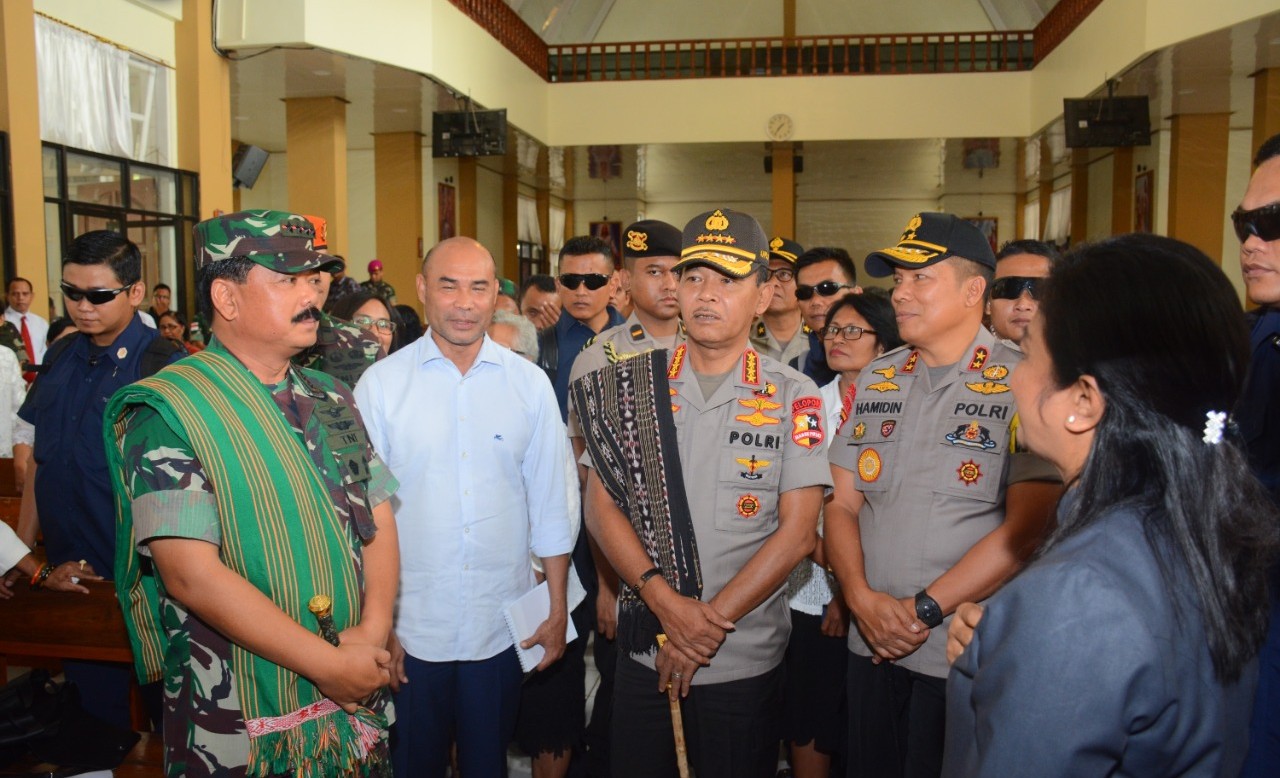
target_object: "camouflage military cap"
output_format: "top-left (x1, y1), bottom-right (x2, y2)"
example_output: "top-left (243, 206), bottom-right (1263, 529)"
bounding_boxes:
top-left (193, 210), bottom-right (344, 274)
top-left (675, 208), bottom-right (770, 279)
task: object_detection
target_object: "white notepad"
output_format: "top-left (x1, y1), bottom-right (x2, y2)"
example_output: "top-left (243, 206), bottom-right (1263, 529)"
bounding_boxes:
top-left (503, 580), bottom-right (580, 672)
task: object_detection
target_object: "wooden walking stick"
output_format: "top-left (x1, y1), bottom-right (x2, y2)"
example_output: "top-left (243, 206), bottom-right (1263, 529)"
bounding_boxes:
top-left (655, 634), bottom-right (690, 778)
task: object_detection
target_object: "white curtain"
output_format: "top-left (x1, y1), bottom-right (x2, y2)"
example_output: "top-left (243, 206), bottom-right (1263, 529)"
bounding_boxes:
top-left (548, 206), bottom-right (566, 256)
top-left (36, 16), bottom-right (133, 158)
top-left (1043, 186), bottom-right (1072, 244)
top-left (1022, 200), bottom-right (1040, 240)
top-left (517, 196), bottom-right (542, 245)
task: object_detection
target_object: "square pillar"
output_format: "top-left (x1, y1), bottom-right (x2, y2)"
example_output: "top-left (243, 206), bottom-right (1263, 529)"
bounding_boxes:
top-left (373, 132), bottom-right (423, 304)
top-left (286, 97), bottom-right (349, 258)
top-left (177, 0), bottom-right (233, 219)
top-left (1168, 112), bottom-right (1229, 263)
top-left (0, 0), bottom-right (47, 312)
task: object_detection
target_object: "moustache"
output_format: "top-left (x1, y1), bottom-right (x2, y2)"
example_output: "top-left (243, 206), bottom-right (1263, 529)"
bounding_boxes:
top-left (292, 307), bottom-right (322, 324)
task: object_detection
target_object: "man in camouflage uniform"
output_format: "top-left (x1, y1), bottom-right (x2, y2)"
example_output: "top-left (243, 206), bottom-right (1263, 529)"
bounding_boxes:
top-left (107, 209), bottom-right (400, 777)
top-left (361, 259), bottom-right (397, 305)
top-left (296, 215), bottom-right (385, 387)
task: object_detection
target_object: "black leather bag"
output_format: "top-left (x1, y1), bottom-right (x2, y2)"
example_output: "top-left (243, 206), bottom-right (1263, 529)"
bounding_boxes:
top-left (0, 670), bottom-right (138, 771)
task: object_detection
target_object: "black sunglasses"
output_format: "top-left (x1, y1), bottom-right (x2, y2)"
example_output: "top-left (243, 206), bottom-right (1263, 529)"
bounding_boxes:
top-left (1231, 202), bottom-right (1280, 244)
top-left (61, 281), bottom-right (134, 305)
top-left (990, 276), bottom-right (1042, 301)
top-left (558, 273), bottom-right (611, 291)
top-left (795, 281), bottom-right (852, 301)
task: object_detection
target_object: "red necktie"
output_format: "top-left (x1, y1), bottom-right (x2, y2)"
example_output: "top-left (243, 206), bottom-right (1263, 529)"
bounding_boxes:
top-left (20, 315), bottom-right (35, 384)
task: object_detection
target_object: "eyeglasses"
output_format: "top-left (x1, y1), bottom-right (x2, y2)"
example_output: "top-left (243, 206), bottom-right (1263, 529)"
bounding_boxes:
top-left (558, 273), bottom-right (611, 291)
top-left (767, 268), bottom-right (795, 283)
top-left (823, 324), bottom-right (876, 341)
top-left (60, 281), bottom-right (134, 305)
top-left (1231, 202), bottom-right (1280, 244)
top-left (990, 276), bottom-right (1043, 301)
top-left (795, 281), bottom-right (852, 301)
top-left (352, 315), bottom-right (397, 334)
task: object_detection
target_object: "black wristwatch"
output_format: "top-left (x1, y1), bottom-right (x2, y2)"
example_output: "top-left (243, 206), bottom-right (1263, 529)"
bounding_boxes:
top-left (914, 589), bottom-right (944, 629)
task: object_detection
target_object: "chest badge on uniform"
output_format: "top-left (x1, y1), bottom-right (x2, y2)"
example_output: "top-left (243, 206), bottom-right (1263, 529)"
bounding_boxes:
top-left (945, 421), bottom-right (997, 450)
top-left (791, 397), bottom-right (824, 448)
top-left (880, 420), bottom-right (896, 437)
top-left (956, 459), bottom-right (983, 486)
top-left (964, 380), bottom-right (1011, 395)
top-left (857, 448), bottom-right (882, 482)
top-left (736, 455), bottom-right (772, 480)
top-left (736, 396), bottom-right (782, 426)
top-left (867, 364), bottom-right (900, 393)
top-left (982, 365), bottom-right (1009, 381)
top-left (116, 347), bottom-right (128, 359)
top-left (852, 422), bottom-right (866, 440)
top-left (753, 382), bottom-right (778, 398)
top-left (736, 494), bottom-right (762, 518)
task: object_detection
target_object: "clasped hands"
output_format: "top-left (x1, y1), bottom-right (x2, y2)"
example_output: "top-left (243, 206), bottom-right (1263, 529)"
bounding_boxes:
top-left (652, 589), bottom-right (735, 699)
top-left (848, 588), bottom-right (928, 663)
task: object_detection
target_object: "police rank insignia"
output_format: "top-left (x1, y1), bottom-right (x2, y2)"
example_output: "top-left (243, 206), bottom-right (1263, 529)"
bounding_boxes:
top-left (737, 494), bottom-right (762, 518)
top-left (853, 422), bottom-right (866, 440)
top-left (901, 351), bottom-right (920, 373)
top-left (630, 324), bottom-right (646, 341)
top-left (867, 364), bottom-right (900, 393)
top-left (945, 421), bottom-right (997, 450)
top-left (957, 459), bottom-right (983, 486)
top-left (736, 455), bottom-right (772, 480)
top-left (736, 396), bottom-right (782, 426)
top-left (968, 347), bottom-right (989, 371)
top-left (858, 448), bottom-right (882, 482)
top-left (791, 396), bottom-right (824, 448)
top-left (626, 230), bottom-right (649, 252)
top-left (670, 387), bottom-right (680, 414)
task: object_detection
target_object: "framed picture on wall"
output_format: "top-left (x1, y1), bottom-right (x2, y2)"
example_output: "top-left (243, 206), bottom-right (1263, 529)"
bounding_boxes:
top-left (590, 221), bottom-right (622, 262)
top-left (1134, 170), bottom-right (1154, 233)
top-left (438, 182), bottom-right (456, 240)
top-left (964, 216), bottom-right (999, 255)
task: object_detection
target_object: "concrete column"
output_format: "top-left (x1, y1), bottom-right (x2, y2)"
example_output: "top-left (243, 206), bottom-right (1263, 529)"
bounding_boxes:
top-left (1038, 144), bottom-right (1053, 239)
top-left (285, 97), bottom-right (349, 258)
top-left (373, 132), bottom-right (423, 304)
top-left (1111, 146), bottom-right (1134, 234)
top-left (501, 128), bottom-right (519, 280)
top-left (771, 143), bottom-right (796, 239)
top-left (0, 0), bottom-right (47, 312)
top-left (458, 157), bottom-right (478, 239)
top-left (1168, 112), bottom-right (1230, 263)
top-left (1252, 68), bottom-right (1280, 158)
top-left (177, 0), bottom-right (233, 219)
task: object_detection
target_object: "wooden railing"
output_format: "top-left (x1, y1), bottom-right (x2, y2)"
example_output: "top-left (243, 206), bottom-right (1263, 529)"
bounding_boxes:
top-left (547, 31), bottom-right (1034, 82)
top-left (447, 0), bottom-right (549, 79)
top-left (1034, 0), bottom-right (1106, 64)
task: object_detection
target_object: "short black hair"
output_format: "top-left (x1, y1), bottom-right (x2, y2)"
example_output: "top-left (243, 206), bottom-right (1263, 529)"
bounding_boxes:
top-left (63, 230), bottom-right (141, 286)
top-left (153, 282), bottom-right (171, 293)
top-left (196, 257), bottom-right (256, 322)
top-left (1254, 133), bottom-right (1280, 167)
top-left (559, 235), bottom-right (617, 267)
top-left (795, 246), bottom-right (857, 285)
top-left (520, 274), bottom-right (557, 297)
top-left (997, 239), bottom-right (1062, 264)
top-left (7, 277), bottom-right (31, 294)
top-left (823, 288), bottom-right (904, 354)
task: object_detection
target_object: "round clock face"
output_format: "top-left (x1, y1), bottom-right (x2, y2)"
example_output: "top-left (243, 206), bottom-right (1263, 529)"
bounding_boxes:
top-left (767, 113), bottom-right (794, 141)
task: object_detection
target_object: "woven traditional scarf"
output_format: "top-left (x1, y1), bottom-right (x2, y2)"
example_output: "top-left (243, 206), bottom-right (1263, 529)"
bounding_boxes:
top-left (106, 346), bottom-right (386, 777)
top-left (570, 348), bottom-right (701, 656)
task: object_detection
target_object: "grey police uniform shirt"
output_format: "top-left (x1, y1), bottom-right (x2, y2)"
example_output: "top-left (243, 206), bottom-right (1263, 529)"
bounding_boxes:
top-left (829, 327), bottom-right (1058, 679)
top-left (749, 319), bottom-right (810, 369)
top-left (566, 313), bottom-right (684, 440)
top-left (582, 345), bottom-right (831, 685)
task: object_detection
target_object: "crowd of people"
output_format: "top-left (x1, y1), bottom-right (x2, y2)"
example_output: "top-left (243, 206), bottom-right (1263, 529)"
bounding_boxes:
top-left (0, 133), bottom-right (1278, 778)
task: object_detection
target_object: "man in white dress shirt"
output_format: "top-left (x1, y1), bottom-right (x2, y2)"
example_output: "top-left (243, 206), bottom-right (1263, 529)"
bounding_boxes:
top-left (355, 236), bottom-right (575, 777)
top-left (5, 277), bottom-right (48, 376)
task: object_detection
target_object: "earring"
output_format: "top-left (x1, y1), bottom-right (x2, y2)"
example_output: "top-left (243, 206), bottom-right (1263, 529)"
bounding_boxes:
top-left (1066, 415), bottom-right (1076, 424)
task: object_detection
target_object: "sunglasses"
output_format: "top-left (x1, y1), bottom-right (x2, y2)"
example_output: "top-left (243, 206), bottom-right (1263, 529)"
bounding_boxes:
top-left (990, 276), bottom-right (1043, 301)
top-left (795, 281), bottom-right (852, 301)
top-left (767, 268), bottom-right (795, 283)
top-left (823, 324), bottom-right (876, 341)
top-left (60, 281), bottom-right (134, 305)
top-left (352, 315), bottom-right (397, 334)
top-left (558, 273), bottom-right (611, 291)
top-left (1231, 202), bottom-right (1280, 244)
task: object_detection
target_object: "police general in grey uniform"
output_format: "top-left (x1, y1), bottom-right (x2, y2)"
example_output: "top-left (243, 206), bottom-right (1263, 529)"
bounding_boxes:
top-left (824, 213), bottom-right (1061, 778)
top-left (749, 237), bottom-right (810, 367)
top-left (583, 208), bottom-right (829, 778)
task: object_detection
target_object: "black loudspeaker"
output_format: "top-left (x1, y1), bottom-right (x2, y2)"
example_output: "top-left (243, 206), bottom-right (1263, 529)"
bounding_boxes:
top-left (232, 144), bottom-right (269, 189)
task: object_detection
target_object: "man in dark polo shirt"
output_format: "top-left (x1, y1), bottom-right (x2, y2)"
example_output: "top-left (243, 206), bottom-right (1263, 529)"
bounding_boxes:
top-left (12, 230), bottom-right (183, 729)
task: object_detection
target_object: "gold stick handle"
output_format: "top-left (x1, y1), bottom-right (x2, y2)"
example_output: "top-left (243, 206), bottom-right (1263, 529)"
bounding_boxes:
top-left (308, 595), bottom-right (341, 647)
top-left (656, 634), bottom-right (690, 778)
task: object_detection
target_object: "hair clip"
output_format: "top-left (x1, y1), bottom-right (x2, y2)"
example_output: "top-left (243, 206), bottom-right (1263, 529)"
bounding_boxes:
top-left (1202, 410), bottom-right (1227, 445)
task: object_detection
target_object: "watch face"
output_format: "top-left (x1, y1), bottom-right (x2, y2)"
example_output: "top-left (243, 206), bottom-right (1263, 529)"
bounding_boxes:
top-left (916, 594), bottom-right (943, 628)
